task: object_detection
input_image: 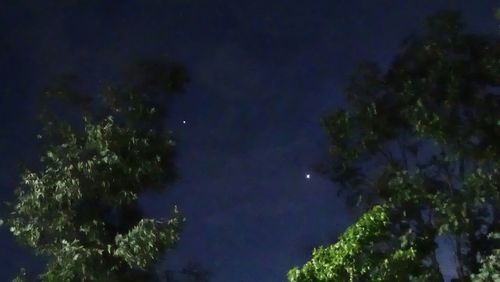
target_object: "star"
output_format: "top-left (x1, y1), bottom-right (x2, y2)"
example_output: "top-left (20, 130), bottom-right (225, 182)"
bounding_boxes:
top-left (182, 120), bottom-right (187, 124)
top-left (305, 174), bottom-right (311, 179)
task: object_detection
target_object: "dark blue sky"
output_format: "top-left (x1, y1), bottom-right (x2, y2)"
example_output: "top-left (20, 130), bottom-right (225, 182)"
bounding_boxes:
top-left (1, 1), bottom-right (498, 281)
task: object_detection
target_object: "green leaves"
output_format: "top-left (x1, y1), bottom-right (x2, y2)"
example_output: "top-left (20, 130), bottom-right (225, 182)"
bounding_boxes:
top-left (2, 57), bottom-right (189, 281)
top-left (11, 268), bottom-right (27, 282)
top-left (7, 114), bottom-right (183, 280)
top-left (114, 207), bottom-right (184, 269)
top-left (289, 205), bottom-right (422, 281)
top-left (297, 10), bottom-right (500, 282)
top-left (471, 236), bottom-right (500, 282)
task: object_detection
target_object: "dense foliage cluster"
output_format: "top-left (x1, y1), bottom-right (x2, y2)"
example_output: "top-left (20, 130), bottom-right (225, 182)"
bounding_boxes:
top-left (289, 10), bottom-right (500, 281)
top-left (289, 205), bottom-right (442, 281)
top-left (4, 59), bottom-right (188, 281)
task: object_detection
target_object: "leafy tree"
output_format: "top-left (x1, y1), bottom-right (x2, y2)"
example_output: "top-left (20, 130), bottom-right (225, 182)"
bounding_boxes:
top-left (288, 205), bottom-right (441, 282)
top-left (471, 233), bottom-right (500, 281)
top-left (4, 58), bottom-right (189, 281)
top-left (289, 10), bottom-right (500, 281)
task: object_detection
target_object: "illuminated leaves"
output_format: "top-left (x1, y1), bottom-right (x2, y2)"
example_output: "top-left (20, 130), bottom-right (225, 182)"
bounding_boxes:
top-left (471, 233), bottom-right (500, 281)
top-left (8, 116), bottom-right (182, 280)
top-left (114, 208), bottom-right (184, 269)
top-left (294, 10), bottom-right (500, 281)
top-left (288, 205), bottom-right (438, 281)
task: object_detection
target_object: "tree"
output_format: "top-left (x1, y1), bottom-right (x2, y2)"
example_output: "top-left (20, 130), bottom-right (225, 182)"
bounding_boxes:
top-left (289, 10), bottom-right (500, 281)
top-left (288, 205), bottom-right (441, 282)
top-left (471, 233), bottom-right (500, 281)
top-left (4, 58), bottom-right (189, 281)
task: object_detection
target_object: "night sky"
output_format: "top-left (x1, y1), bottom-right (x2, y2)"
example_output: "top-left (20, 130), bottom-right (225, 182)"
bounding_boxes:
top-left (1, 1), bottom-right (498, 281)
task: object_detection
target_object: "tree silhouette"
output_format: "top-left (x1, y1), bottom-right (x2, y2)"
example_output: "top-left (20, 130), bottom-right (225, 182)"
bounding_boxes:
top-left (289, 10), bottom-right (500, 281)
top-left (3, 57), bottom-right (189, 281)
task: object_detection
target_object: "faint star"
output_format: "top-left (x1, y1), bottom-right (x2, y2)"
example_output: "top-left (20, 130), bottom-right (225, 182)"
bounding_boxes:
top-left (182, 120), bottom-right (187, 124)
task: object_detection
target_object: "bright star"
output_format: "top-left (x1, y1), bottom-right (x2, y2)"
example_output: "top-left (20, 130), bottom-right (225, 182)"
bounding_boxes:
top-left (182, 120), bottom-right (187, 124)
top-left (306, 174), bottom-right (311, 179)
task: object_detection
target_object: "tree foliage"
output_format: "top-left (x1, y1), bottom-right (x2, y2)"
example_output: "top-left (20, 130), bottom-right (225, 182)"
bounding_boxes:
top-left (5, 58), bottom-right (188, 281)
top-left (289, 205), bottom-right (442, 282)
top-left (471, 233), bottom-right (500, 281)
top-left (289, 10), bottom-right (500, 281)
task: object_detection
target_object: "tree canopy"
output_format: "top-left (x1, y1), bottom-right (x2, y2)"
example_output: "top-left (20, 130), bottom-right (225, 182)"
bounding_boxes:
top-left (4, 58), bottom-right (188, 281)
top-left (289, 10), bottom-right (500, 281)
